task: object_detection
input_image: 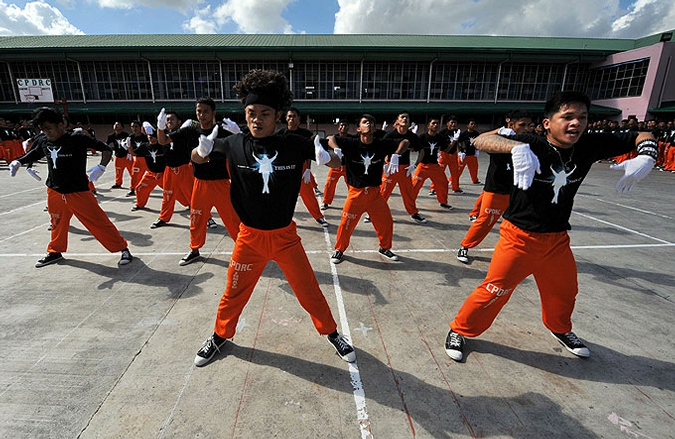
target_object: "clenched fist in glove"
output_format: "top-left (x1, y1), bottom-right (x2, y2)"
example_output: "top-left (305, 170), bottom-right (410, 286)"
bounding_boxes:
top-left (196, 125), bottom-right (219, 158)
top-left (9, 160), bottom-right (21, 177)
top-left (87, 164), bottom-right (106, 182)
top-left (510, 143), bottom-right (541, 190)
top-left (611, 155), bottom-right (654, 193)
top-left (142, 121), bottom-right (154, 136)
top-left (157, 108), bottom-right (167, 130)
top-left (315, 135), bottom-right (331, 166)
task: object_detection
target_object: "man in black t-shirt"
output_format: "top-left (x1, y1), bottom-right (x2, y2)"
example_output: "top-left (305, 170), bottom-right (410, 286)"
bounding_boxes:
top-left (456, 118), bottom-right (482, 185)
top-left (444, 91), bottom-right (657, 362)
top-left (106, 122), bottom-right (132, 189)
top-left (189, 69), bottom-right (354, 367)
top-left (130, 125), bottom-right (165, 211)
top-left (9, 107), bottom-right (132, 268)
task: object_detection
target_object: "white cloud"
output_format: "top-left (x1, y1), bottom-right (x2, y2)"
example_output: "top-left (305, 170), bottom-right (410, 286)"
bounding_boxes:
top-left (0, 0), bottom-right (84, 35)
top-left (183, 0), bottom-right (295, 34)
top-left (334, 0), bottom-right (675, 38)
top-left (94, 0), bottom-right (188, 10)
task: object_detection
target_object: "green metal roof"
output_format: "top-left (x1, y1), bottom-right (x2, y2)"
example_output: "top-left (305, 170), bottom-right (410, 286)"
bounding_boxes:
top-left (648, 103), bottom-right (675, 114)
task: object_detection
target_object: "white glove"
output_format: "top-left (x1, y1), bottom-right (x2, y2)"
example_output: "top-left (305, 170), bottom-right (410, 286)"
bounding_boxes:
top-left (315, 135), bottom-right (330, 166)
top-left (411, 124), bottom-right (418, 134)
top-left (196, 124), bottom-right (219, 158)
top-left (381, 121), bottom-right (388, 131)
top-left (142, 121), bottom-right (154, 136)
top-left (26, 167), bottom-right (41, 181)
top-left (611, 155), bottom-right (655, 193)
top-left (9, 160), bottom-right (21, 176)
top-left (458, 152), bottom-right (466, 163)
top-left (475, 149), bottom-right (480, 157)
top-left (333, 147), bottom-right (343, 160)
top-left (497, 127), bottom-right (516, 136)
top-left (405, 164), bottom-right (416, 177)
top-left (87, 164), bottom-right (106, 182)
top-left (73, 127), bottom-right (83, 133)
top-left (388, 153), bottom-right (400, 174)
top-left (511, 143), bottom-right (541, 190)
top-left (22, 139), bottom-right (30, 152)
top-left (122, 137), bottom-right (130, 150)
top-left (157, 108), bottom-right (167, 130)
top-left (302, 168), bottom-right (312, 184)
top-left (453, 129), bottom-right (461, 141)
top-left (126, 154), bottom-right (133, 161)
top-left (222, 118), bottom-right (242, 134)
top-left (181, 119), bottom-right (194, 129)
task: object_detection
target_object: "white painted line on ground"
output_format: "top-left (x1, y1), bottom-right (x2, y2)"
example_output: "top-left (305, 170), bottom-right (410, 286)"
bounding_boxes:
top-left (0, 200), bottom-right (46, 216)
top-left (572, 211), bottom-right (673, 244)
top-left (578, 195), bottom-right (674, 220)
top-left (322, 225), bottom-right (372, 439)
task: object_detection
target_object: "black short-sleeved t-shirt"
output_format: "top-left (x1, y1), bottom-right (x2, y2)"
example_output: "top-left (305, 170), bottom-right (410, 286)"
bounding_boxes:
top-left (132, 141), bottom-right (166, 173)
top-left (417, 132), bottom-right (448, 165)
top-left (503, 132), bottom-right (638, 232)
top-left (332, 136), bottom-right (399, 188)
top-left (106, 131), bottom-right (130, 158)
top-left (161, 129), bottom-right (192, 167)
top-left (483, 153), bottom-right (513, 195)
top-left (210, 132), bottom-right (314, 230)
top-left (382, 130), bottom-right (419, 165)
top-left (170, 125), bottom-right (233, 180)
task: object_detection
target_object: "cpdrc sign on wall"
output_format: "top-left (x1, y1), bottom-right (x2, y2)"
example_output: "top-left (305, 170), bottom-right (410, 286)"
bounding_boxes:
top-left (16, 78), bottom-right (55, 103)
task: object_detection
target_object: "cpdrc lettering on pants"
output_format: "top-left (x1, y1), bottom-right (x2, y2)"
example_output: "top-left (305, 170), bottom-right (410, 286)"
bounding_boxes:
top-left (485, 283), bottom-right (511, 297)
top-left (230, 260), bottom-right (253, 272)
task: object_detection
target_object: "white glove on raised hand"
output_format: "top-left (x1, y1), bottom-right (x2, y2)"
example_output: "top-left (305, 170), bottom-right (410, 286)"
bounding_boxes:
top-left (411, 124), bottom-right (418, 134)
top-left (26, 167), bottom-right (41, 181)
top-left (22, 139), bottom-right (30, 152)
top-left (333, 147), bottom-right (343, 160)
top-left (142, 121), bottom-right (154, 136)
top-left (315, 135), bottom-right (331, 166)
top-left (196, 124), bottom-right (219, 158)
top-left (458, 152), bottom-right (466, 163)
top-left (181, 119), bottom-right (194, 129)
top-left (611, 155), bottom-right (655, 193)
top-left (87, 164), bottom-right (106, 182)
top-left (511, 143), bottom-right (541, 190)
top-left (302, 168), bottom-right (312, 184)
top-left (406, 164), bottom-right (416, 177)
top-left (475, 149), bottom-right (480, 157)
top-left (157, 108), bottom-right (167, 130)
top-left (9, 160), bottom-right (21, 176)
top-left (497, 127), bottom-right (516, 136)
top-left (381, 121), bottom-right (388, 131)
top-left (453, 129), bottom-right (461, 142)
top-left (222, 118), bottom-right (241, 134)
top-left (387, 153), bottom-right (400, 174)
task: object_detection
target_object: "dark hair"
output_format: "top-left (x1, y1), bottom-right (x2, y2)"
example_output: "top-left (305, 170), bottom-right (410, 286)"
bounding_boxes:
top-left (361, 113), bottom-right (376, 124)
top-left (467, 118), bottom-right (476, 124)
top-left (508, 109), bottom-right (533, 122)
top-left (130, 120), bottom-right (142, 127)
top-left (233, 69), bottom-right (293, 112)
top-left (31, 107), bottom-right (63, 126)
top-left (444, 114), bottom-right (458, 122)
top-left (287, 106), bottom-right (301, 117)
top-left (196, 97), bottom-right (216, 111)
top-left (544, 91), bottom-right (590, 118)
top-left (165, 110), bottom-right (181, 120)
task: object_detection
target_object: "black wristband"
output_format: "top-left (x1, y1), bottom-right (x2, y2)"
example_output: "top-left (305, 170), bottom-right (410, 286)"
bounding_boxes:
top-left (636, 139), bottom-right (658, 160)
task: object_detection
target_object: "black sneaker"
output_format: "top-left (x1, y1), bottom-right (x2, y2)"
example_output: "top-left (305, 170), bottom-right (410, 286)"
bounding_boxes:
top-left (378, 248), bottom-right (399, 261)
top-left (119, 248), bottom-right (133, 265)
top-left (151, 219), bottom-right (167, 229)
top-left (179, 250), bottom-right (201, 266)
top-left (327, 332), bottom-right (356, 362)
top-left (314, 187), bottom-right (323, 196)
top-left (126, 189), bottom-right (135, 197)
top-left (411, 213), bottom-right (427, 224)
top-left (35, 252), bottom-right (63, 268)
top-left (551, 331), bottom-right (590, 358)
top-left (320, 203), bottom-right (329, 211)
top-left (428, 190), bottom-right (436, 196)
top-left (440, 203), bottom-right (454, 210)
top-left (469, 215), bottom-right (477, 222)
top-left (330, 250), bottom-right (344, 264)
top-left (473, 180), bottom-right (483, 185)
top-left (194, 335), bottom-right (228, 366)
top-left (457, 247), bottom-right (469, 264)
top-left (207, 218), bottom-right (218, 229)
top-left (131, 205), bottom-right (143, 211)
top-left (445, 330), bottom-right (465, 361)
top-left (316, 217), bottom-right (329, 227)
top-left (111, 184), bottom-right (122, 189)
top-left (453, 189), bottom-right (464, 194)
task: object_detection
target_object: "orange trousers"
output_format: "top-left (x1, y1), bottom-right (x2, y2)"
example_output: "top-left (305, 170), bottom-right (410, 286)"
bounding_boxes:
top-left (412, 164), bottom-right (449, 205)
top-left (451, 219), bottom-right (578, 337)
top-left (335, 186), bottom-right (393, 252)
top-left (114, 155), bottom-right (134, 186)
top-left (460, 192), bottom-right (509, 249)
top-left (189, 178), bottom-right (240, 249)
top-left (457, 155), bottom-right (480, 184)
top-left (135, 171), bottom-right (164, 208)
top-left (159, 164), bottom-right (193, 222)
top-left (299, 172), bottom-right (323, 220)
top-left (380, 167), bottom-right (420, 215)
top-left (322, 166), bottom-right (347, 206)
top-left (46, 188), bottom-right (128, 254)
top-left (213, 222), bottom-right (338, 339)
top-left (130, 156), bottom-right (148, 190)
top-left (469, 192), bottom-right (483, 217)
top-left (437, 151), bottom-right (462, 192)
top-left (663, 145), bottom-right (675, 171)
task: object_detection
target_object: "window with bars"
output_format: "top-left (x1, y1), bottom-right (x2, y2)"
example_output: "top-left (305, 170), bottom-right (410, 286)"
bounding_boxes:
top-left (587, 58), bottom-right (649, 99)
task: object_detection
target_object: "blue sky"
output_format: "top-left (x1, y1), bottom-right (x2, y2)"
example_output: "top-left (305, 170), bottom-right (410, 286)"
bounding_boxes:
top-left (0, 0), bottom-right (673, 38)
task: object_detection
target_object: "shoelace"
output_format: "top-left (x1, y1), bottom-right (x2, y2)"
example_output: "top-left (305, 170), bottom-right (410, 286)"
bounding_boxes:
top-left (563, 332), bottom-right (582, 347)
top-left (331, 335), bottom-right (350, 353)
top-left (449, 332), bottom-right (463, 347)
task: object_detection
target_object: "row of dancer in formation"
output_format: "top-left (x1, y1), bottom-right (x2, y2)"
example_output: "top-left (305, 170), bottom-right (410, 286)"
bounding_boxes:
top-left (7, 69), bottom-right (657, 369)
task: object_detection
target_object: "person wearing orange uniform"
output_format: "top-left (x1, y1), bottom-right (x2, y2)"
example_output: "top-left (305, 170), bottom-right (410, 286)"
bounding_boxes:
top-left (456, 118), bottom-right (482, 185)
top-left (130, 123), bottom-right (165, 211)
top-left (457, 110), bottom-right (533, 264)
top-left (411, 118), bottom-right (454, 210)
top-left (321, 119), bottom-right (350, 211)
top-left (106, 122), bottom-right (132, 190)
top-left (191, 69), bottom-right (354, 367)
top-left (437, 115), bottom-right (463, 194)
top-left (444, 91), bottom-right (657, 362)
top-left (126, 120), bottom-right (150, 198)
top-left (9, 107), bottom-right (132, 268)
